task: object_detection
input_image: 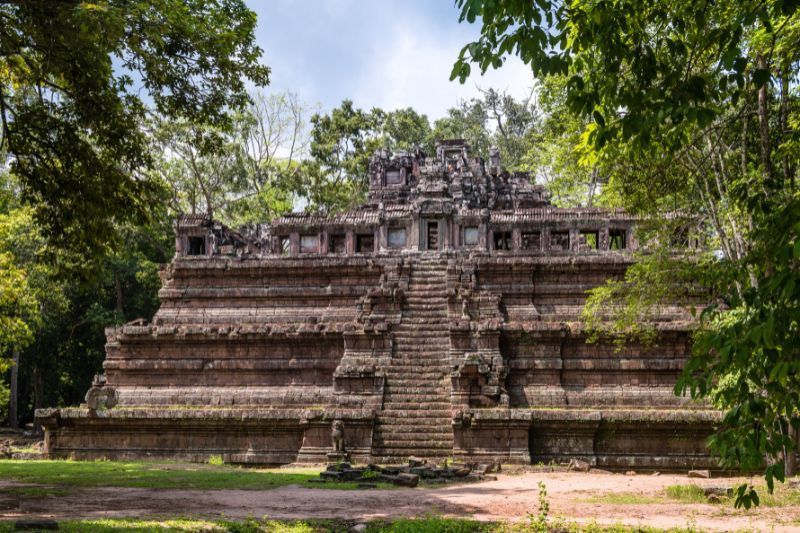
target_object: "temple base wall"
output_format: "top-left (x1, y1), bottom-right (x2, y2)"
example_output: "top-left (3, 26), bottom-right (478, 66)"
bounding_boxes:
top-left (452, 409), bottom-right (719, 470)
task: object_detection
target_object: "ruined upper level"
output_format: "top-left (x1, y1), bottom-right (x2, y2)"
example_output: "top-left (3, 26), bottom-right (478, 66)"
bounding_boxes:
top-left (365, 139), bottom-right (551, 210)
top-left (174, 140), bottom-right (638, 258)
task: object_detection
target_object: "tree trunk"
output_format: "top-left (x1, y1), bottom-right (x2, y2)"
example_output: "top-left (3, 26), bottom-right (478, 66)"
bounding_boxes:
top-left (114, 271), bottom-right (124, 317)
top-left (786, 421), bottom-right (798, 478)
top-left (33, 366), bottom-right (44, 436)
top-left (779, 71), bottom-right (794, 191)
top-left (8, 348), bottom-right (19, 430)
top-left (756, 54), bottom-right (773, 189)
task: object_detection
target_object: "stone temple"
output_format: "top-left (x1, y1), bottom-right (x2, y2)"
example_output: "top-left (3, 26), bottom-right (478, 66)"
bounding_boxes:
top-left (38, 140), bottom-right (718, 469)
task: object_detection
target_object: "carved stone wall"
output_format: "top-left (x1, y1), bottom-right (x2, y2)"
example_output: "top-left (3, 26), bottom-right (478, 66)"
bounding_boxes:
top-left (37, 140), bottom-right (713, 468)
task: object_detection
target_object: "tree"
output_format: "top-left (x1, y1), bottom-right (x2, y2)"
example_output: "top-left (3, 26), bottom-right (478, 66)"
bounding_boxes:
top-left (520, 76), bottom-right (600, 206)
top-left (454, 0), bottom-right (800, 506)
top-left (0, 0), bottom-right (269, 264)
top-left (431, 88), bottom-right (539, 168)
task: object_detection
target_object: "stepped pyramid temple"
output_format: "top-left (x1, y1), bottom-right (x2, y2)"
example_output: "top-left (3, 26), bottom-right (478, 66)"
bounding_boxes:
top-left (38, 140), bottom-right (717, 469)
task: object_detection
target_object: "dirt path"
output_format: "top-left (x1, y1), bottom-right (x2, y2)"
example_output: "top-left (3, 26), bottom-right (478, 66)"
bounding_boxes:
top-left (1, 472), bottom-right (798, 532)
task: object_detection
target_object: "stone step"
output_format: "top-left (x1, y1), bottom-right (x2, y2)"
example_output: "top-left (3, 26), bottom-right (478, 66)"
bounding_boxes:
top-left (378, 424), bottom-right (453, 436)
top-left (380, 407), bottom-right (451, 414)
top-left (372, 441), bottom-right (452, 449)
top-left (382, 397), bottom-right (451, 404)
top-left (379, 410), bottom-right (452, 417)
top-left (385, 374), bottom-right (448, 380)
top-left (377, 410), bottom-right (452, 422)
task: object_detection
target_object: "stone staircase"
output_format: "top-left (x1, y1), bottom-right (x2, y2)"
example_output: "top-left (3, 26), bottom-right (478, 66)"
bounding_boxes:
top-left (372, 254), bottom-right (454, 461)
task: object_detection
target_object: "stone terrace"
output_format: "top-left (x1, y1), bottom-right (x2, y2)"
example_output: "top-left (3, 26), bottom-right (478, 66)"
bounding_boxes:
top-left (38, 140), bottom-right (715, 469)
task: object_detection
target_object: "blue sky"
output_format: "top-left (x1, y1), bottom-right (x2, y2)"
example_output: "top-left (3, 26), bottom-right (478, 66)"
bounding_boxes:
top-left (249, 0), bottom-right (535, 120)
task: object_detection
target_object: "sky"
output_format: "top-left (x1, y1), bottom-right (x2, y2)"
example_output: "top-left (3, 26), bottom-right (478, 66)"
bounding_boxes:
top-left (249, 0), bottom-right (536, 120)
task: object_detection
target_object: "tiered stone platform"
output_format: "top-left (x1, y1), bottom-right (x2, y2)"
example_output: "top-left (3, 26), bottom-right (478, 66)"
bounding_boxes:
top-left (37, 140), bottom-right (716, 469)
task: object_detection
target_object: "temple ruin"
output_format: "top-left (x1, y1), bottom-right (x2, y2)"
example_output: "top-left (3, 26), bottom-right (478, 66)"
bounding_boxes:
top-left (37, 140), bottom-right (718, 469)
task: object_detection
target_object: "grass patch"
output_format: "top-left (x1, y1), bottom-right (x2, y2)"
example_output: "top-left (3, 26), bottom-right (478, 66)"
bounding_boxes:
top-left (366, 517), bottom-right (491, 532)
top-left (0, 518), bottom-right (334, 532)
top-left (0, 518), bottom-right (718, 533)
top-left (583, 492), bottom-right (662, 505)
top-left (663, 484), bottom-right (707, 504)
top-left (0, 460), bottom-right (394, 491)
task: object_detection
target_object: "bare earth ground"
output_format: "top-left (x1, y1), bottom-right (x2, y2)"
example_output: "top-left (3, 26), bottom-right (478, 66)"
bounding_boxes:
top-left (1, 471), bottom-right (798, 532)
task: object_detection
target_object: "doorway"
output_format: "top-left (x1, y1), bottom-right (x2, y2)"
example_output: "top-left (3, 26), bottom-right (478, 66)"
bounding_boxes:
top-left (425, 220), bottom-right (440, 250)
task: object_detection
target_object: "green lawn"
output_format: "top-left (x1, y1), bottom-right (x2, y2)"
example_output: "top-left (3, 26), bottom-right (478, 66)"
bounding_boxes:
top-left (0, 518), bottom-right (709, 533)
top-left (584, 483), bottom-right (800, 507)
top-left (0, 460), bottom-right (390, 491)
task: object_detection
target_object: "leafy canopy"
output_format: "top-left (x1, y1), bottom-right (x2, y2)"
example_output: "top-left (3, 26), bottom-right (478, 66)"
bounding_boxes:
top-left (0, 0), bottom-right (269, 265)
top-left (452, 0), bottom-right (798, 150)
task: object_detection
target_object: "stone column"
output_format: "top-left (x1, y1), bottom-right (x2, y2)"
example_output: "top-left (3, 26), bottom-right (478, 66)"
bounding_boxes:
top-left (345, 230), bottom-right (355, 255)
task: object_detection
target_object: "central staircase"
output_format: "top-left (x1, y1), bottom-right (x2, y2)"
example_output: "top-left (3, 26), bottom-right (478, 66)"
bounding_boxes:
top-left (372, 254), bottom-right (454, 461)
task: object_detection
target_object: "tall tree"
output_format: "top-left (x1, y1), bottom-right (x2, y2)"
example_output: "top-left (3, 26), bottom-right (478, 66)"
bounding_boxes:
top-left (454, 0), bottom-right (800, 506)
top-left (0, 0), bottom-right (269, 263)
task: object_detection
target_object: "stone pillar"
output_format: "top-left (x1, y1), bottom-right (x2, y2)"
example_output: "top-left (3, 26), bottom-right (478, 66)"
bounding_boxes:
top-left (569, 228), bottom-right (579, 251)
top-left (289, 232), bottom-right (299, 256)
top-left (479, 222), bottom-right (488, 251)
top-left (345, 230), bottom-right (355, 255)
top-left (541, 227), bottom-right (551, 251)
top-left (378, 224), bottom-right (388, 251)
top-left (321, 231), bottom-right (329, 254)
top-left (410, 217), bottom-right (420, 251)
top-left (512, 228), bottom-right (522, 251)
top-left (599, 227), bottom-right (610, 251)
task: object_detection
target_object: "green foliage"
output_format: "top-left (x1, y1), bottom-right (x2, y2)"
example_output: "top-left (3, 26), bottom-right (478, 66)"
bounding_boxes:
top-left (453, 0), bottom-right (796, 151)
top-left (454, 0), bottom-right (800, 507)
top-left (582, 248), bottom-right (713, 348)
top-left (0, 0), bottom-right (269, 263)
top-left (527, 481), bottom-right (550, 532)
top-left (677, 199), bottom-right (800, 509)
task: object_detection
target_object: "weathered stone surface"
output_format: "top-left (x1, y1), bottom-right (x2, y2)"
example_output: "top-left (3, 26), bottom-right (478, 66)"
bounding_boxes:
top-left (37, 140), bottom-right (714, 470)
top-left (688, 469), bottom-right (710, 478)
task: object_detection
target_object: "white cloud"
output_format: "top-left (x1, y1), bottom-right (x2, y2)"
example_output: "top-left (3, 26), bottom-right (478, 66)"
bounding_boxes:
top-left (351, 15), bottom-right (536, 120)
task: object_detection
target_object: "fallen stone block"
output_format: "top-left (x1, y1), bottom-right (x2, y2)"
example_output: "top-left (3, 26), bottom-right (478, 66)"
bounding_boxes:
top-left (340, 468), bottom-right (367, 481)
top-left (395, 473), bottom-right (419, 487)
top-left (568, 459), bottom-right (590, 472)
top-left (704, 486), bottom-right (733, 497)
top-left (453, 466), bottom-right (471, 478)
top-left (408, 456), bottom-right (425, 467)
top-left (688, 469), bottom-right (710, 479)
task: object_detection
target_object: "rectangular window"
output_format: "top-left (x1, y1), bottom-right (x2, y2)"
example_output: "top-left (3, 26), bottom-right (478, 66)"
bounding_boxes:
top-left (300, 234), bottom-right (318, 253)
top-left (385, 169), bottom-right (402, 185)
top-left (493, 231), bottom-right (512, 251)
top-left (279, 236), bottom-right (291, 256)
top-left (356, 233), bottom-right (374, 253)
top-left (187, 236), bottom-right (205, 256)
top-left (521, 231), bottom-right (541, 251)
top-left (550, 231), bottom-right (570, 251)
top-left (609, 229), bottom-right (627, 250)
top-left (387, 227), bottom-right (406, 248)
top-left (328, 234), bottom-right (346, 253)
top-left (579, 231), bottom-right (599, 250)
top-left (463, 226), bottom-right (479, 246)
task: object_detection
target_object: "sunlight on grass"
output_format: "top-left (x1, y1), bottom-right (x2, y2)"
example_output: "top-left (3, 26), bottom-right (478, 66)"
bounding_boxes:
top-left (663, 485), bottom-right (707, 504)
top-left (582, 492), bottom-right (662, 505)
top-left (0, 459), bottom-right (382, 491)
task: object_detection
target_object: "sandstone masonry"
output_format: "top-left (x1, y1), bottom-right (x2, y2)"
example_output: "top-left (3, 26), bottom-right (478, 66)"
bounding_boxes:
top-left (37, 140), bottom-right (717, 469)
